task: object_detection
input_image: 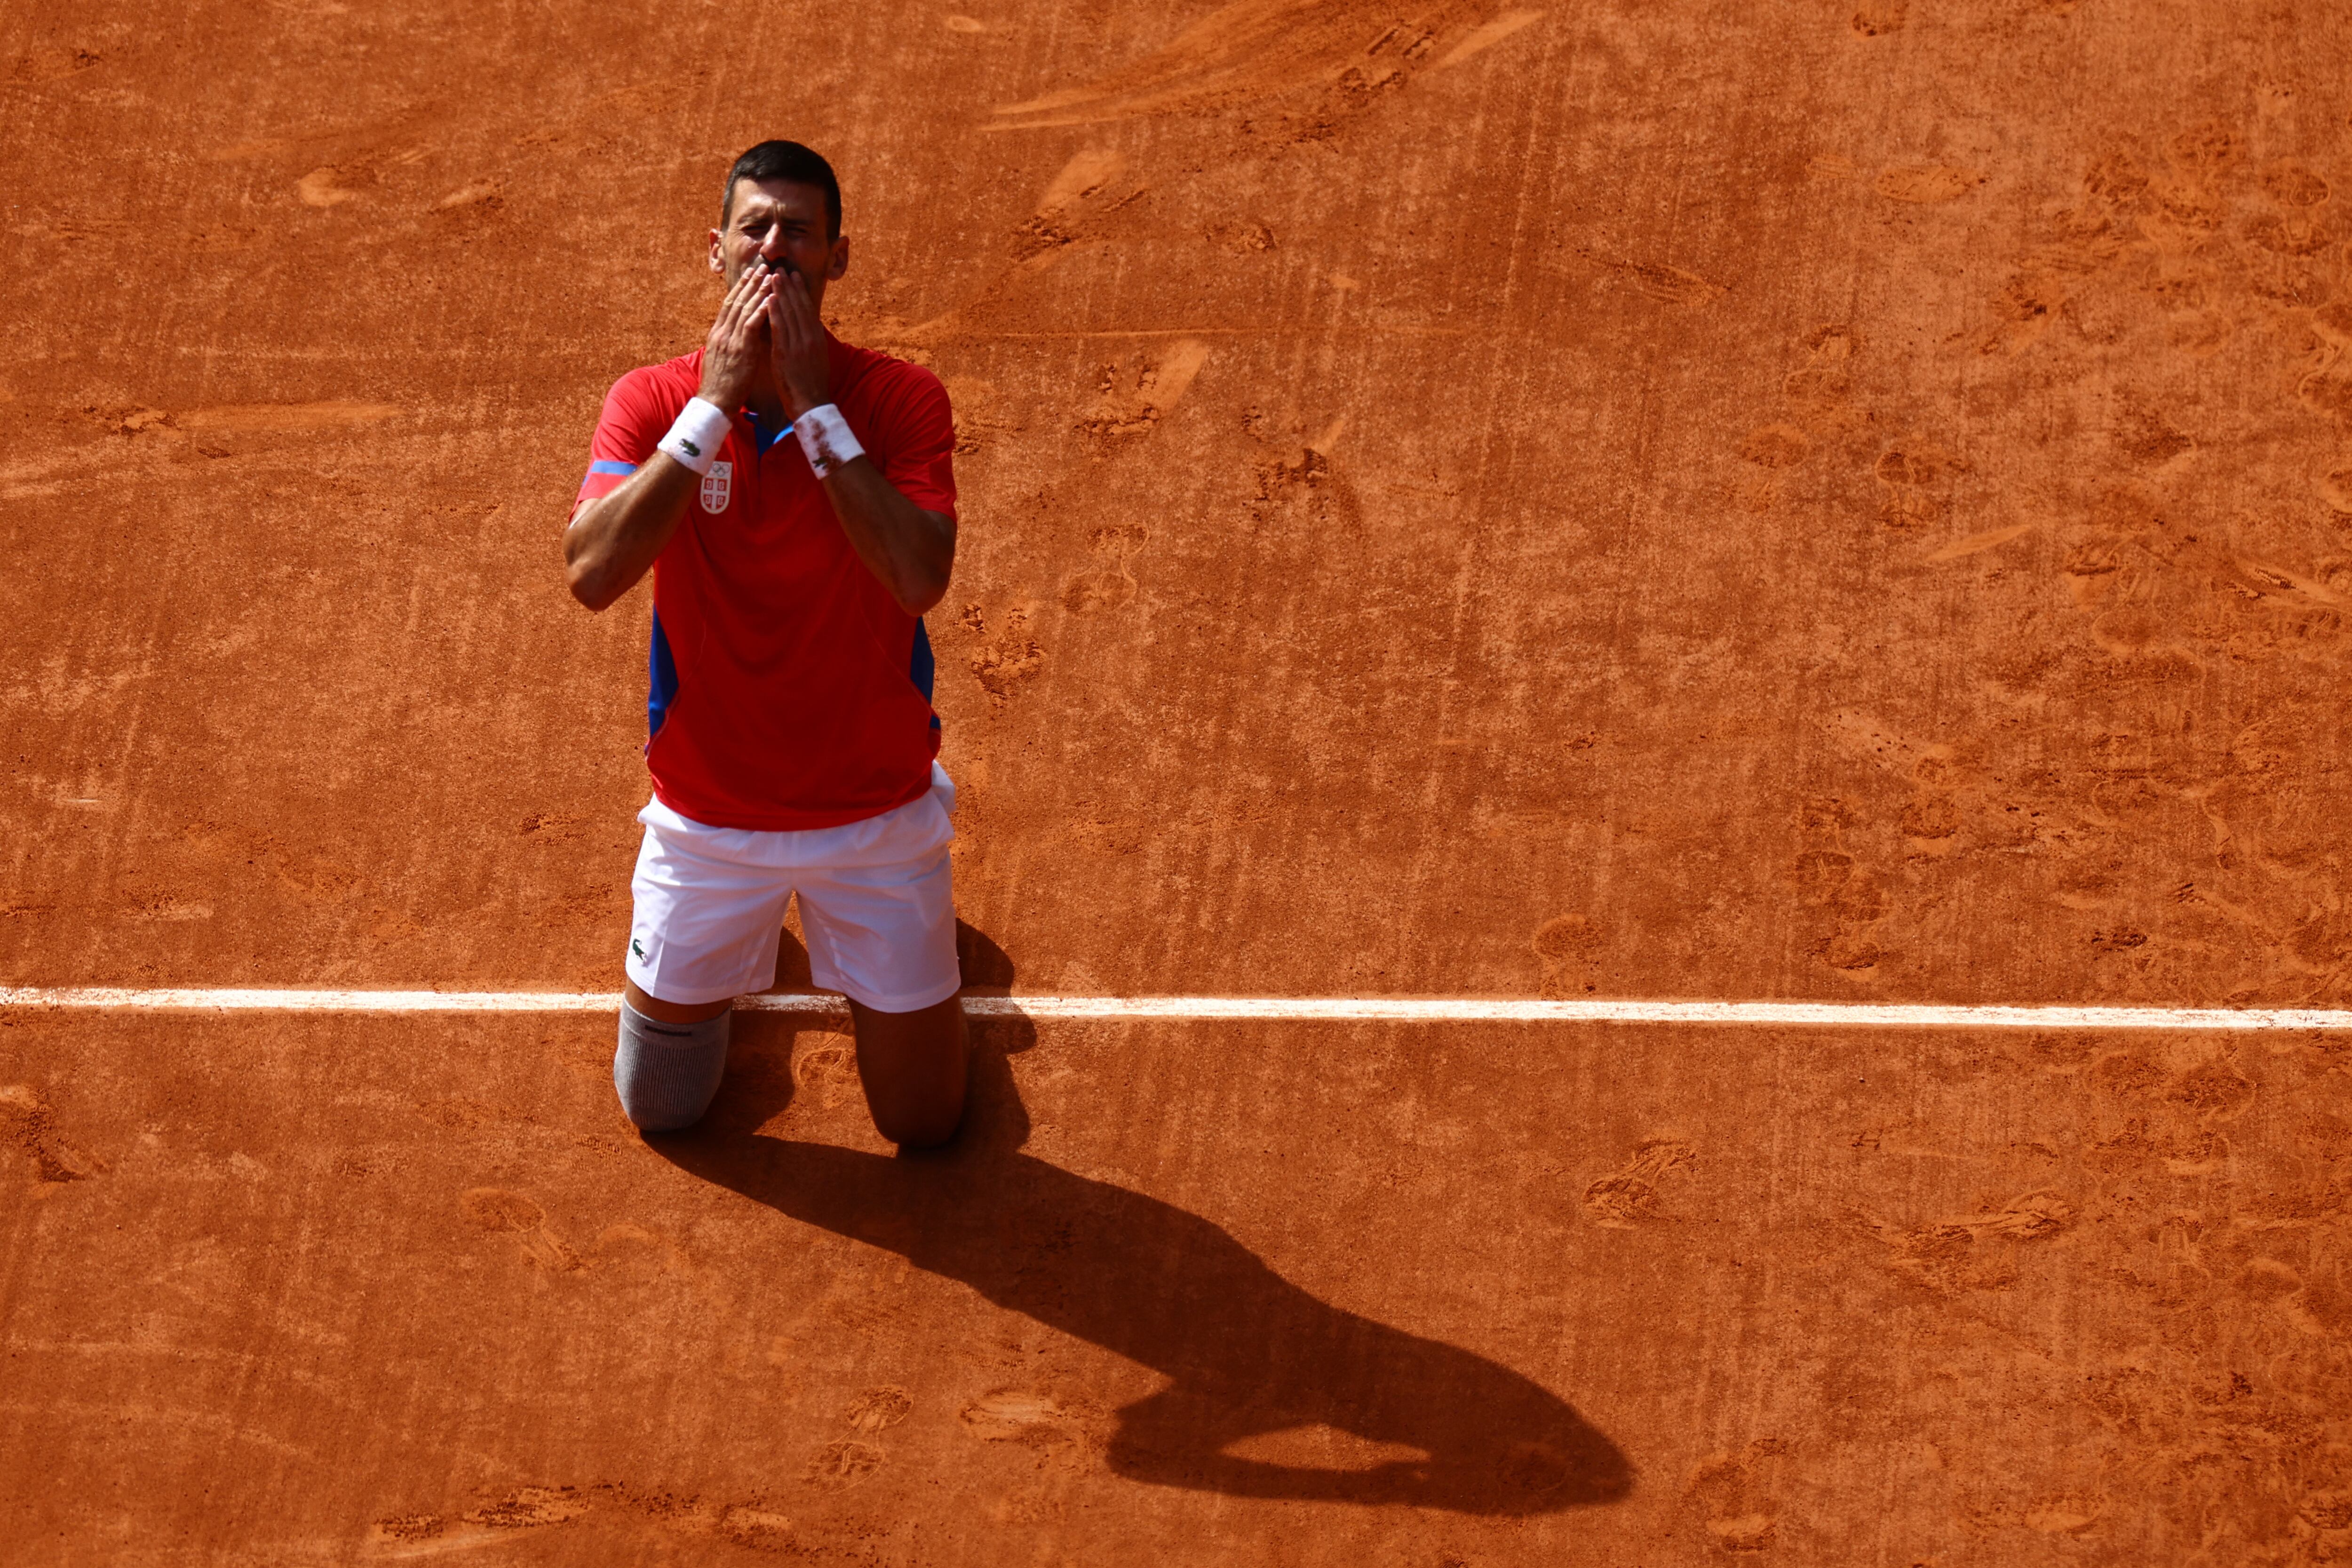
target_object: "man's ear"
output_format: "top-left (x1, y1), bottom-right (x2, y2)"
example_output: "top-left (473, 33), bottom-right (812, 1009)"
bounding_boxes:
top-left (826, 234), bottom-right (850, 282)
top-left (707, 228), bottom-right (726, 274)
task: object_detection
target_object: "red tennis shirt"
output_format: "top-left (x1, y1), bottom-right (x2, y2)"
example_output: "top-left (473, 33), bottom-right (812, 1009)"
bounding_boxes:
top-left (576, 336), bottom-right (955, 831)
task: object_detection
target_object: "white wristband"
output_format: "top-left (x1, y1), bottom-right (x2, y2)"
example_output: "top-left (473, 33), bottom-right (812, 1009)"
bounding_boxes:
top-left (657, 398), bottom-right (732, 477)
top-left (792, 403), bottom-right (864, 479)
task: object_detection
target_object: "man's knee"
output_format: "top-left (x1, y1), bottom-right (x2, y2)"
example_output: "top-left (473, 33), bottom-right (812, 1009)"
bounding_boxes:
top-left (871, 1089), bottom-right (965, 1149)
top-left (614, 999), bottom-right (731, 1131)
top-left (852, 1002), bottom-right (969, 1148)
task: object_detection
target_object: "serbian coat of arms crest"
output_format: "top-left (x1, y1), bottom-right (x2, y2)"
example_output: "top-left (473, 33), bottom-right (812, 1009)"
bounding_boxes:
top-left (699, 460), bottom-right (732, 515)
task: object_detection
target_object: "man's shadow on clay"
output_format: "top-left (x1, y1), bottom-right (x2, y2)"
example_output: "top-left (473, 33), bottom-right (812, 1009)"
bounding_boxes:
top-left (653, 923), bottom-right (1631, 1516)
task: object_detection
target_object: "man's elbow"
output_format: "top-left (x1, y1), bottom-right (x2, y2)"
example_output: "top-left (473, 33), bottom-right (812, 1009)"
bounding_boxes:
top-left (562, 500), bottom-right (623, 611)
top-left (895, 569), bottom-right (950, 618)
top-left (566, 556), bottom-right (618, 613)
top-left (894, 519), bottom-right (956, 615)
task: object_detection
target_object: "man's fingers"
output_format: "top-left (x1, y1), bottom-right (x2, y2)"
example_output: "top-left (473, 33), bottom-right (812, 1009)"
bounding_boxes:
top-left (769, 270), bottom-right (814, 342)
top-left (717, 272), bottom-right (779, 346)
top-left (767, 289), bottom-right (804, 358)
top-left (715, 264), bottom-right (766, 328)
top-left (715, 276), bottom-right (751, 336)
top-left (742, 275), bottom-right (777, 341)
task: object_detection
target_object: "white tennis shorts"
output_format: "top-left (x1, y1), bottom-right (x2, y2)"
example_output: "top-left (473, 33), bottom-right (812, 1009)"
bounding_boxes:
top-left (624, 763), bottom-right (961, 1012)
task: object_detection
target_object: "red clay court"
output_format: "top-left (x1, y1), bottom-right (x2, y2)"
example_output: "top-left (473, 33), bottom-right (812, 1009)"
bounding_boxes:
top-left (6, 0), bottom-right (2352, 1562)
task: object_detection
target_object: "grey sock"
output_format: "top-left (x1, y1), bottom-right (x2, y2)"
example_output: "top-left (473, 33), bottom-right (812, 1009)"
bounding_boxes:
top-left (614, 1001), bottom-right (731, 1131)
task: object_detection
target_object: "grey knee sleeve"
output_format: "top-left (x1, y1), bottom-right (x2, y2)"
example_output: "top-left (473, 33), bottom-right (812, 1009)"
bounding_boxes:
top-left (614, 1001), bottom-right (731, 1131)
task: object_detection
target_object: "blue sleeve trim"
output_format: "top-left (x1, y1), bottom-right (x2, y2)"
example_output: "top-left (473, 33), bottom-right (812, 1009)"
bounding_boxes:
top-left (588, 460), bottom-right (637, 477)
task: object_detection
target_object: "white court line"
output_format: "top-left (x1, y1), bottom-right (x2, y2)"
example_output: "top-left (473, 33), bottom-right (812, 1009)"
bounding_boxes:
top-left (0, 987), bottom-right (2348, 1030)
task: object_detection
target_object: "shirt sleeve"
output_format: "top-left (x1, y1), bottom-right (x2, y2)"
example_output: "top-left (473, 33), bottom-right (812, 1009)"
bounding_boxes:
top-left (860, 365), bottom-right (958, 521)
top-left (577, 368), bottom-right (674, 505)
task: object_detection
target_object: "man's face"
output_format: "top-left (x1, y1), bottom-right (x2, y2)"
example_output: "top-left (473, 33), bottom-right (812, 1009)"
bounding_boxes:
top-left (708, 177), bottom-right (848, 312)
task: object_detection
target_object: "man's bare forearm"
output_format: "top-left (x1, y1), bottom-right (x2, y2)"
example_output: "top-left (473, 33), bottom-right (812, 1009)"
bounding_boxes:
top-left (564, 456), bottom-right (698, 612)
top-left (756, 255), bottom-right (954, 617)
top-left (821, 459), bottom-right (955, 615)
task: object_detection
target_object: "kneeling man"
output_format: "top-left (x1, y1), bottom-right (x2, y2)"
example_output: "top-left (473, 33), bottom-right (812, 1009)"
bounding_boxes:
top-left (563, 140), bottom-right (966, 1146)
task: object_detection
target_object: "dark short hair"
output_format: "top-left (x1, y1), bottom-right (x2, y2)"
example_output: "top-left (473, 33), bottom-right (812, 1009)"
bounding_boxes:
top-left (721, 140), bottom-right (841, 238)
